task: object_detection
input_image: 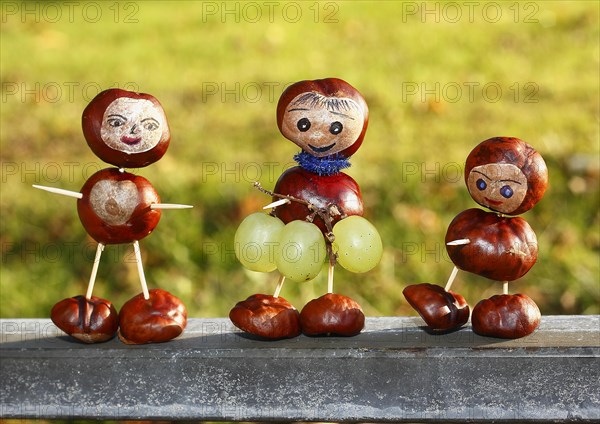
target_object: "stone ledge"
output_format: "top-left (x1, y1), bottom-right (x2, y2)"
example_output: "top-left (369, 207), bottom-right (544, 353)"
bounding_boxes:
top-left (1, 316), bottom-right (599, 422)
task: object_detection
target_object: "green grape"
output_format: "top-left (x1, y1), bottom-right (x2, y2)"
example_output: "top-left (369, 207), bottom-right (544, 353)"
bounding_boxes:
top-left (333, 215), bottom-right (383, 273)
top-left (275, 220), bottom-right (327, 282)
top-left (234, 212), bottom-right (284, 272)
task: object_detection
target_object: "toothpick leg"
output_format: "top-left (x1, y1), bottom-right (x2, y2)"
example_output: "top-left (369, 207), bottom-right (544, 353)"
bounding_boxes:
top-left (133, 241), bottom-right (150, 300)
top-left (273, 274), bottom-right (286, 298)
top-left (327, 261), bottom-right (335, 294)
top-left (85, 243), bottom-right (104, 299)
top-left (503, 281), bottom-right (509, 295)
top-left (444, 266), bottom-right (460, 292)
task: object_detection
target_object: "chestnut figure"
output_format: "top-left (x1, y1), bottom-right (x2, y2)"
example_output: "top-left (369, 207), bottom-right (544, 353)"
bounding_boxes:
top-left (34, 89), bottom-right (191, 344)
top-left (404, 137), bottom-right (548, 339)
top-left (230, 78), bottom-right (380, 339)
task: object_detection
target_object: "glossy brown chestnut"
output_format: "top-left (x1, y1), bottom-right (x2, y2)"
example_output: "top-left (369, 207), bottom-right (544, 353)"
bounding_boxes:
top-left (229, 294), bottom-right (301, 340)
top-left (277, 78), bottom-right (369, 159)
top-left (118, 288), bottom-right (187, 344)
top-left (82, 88), bottom-right (170, 168)
top-left (446, 208), bottom-right (538, 281)
top-left (300, 293), bottom-right (365, 336)
top-left (273, 166), bottom-right (363, 233)
top-left (403, 283), bottom-right (470, 332)
top-left (77, 168), bottom-right (161, 245)
top-left (50, 295), bottom-right (118, 343)
top-left (472, 294), bottom-right (541, 338)
top-left (465, 137), bottom-right (548, 215)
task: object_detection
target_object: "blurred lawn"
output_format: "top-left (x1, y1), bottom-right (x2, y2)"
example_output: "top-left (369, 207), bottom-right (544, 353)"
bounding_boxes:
top-left (1, 1), bottom-right (598, 319)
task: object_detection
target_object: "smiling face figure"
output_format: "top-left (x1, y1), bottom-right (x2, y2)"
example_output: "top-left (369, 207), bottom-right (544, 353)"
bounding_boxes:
top-left (277, 79), bottom-right (369, 159)
top-left (465, 137), bottom-right (548, 215)
top-left (101, 97), bottom-right (164, 154)
top-left (280, 92), bottom-right (365, 158)
top-left (82, 89), bottom-right (170, 168)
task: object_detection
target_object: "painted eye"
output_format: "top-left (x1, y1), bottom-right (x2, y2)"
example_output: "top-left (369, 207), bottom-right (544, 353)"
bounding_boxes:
top-left (329, 121), bottom-right (343, 135)
top-left (476, 179), bottom-right (487, 191)
top-left (297, 118), bottom-right (311, 132)
top-left (107, 118), bottom-right (125, 128)
top-left (143, 121), bottom-right (159, 131)
top-left (500, 185), bottom-right (514, 198)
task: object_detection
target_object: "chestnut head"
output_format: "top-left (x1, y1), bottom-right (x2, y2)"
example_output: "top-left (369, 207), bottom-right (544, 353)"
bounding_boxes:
top-left (82, 89), bottom-right (170, 168)
top-left (277, 78), bottom-right (369, 158)
top-left (465, 137), bottom-right (548, 215)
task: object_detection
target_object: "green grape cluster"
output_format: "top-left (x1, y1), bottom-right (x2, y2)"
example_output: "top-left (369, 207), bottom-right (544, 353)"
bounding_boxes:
top-left (234, 212), bottom-right (383, 282)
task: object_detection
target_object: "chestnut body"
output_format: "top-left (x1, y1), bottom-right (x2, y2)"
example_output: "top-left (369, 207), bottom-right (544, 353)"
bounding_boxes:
top-left (77, 168), bottom-right (161, 245)
top-left (273, 166), bottom-right (363, 232)
top-left (445, 208), bottom-right (538, 281)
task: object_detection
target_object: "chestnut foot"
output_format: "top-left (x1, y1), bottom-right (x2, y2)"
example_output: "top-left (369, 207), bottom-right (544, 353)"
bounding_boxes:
top-left (118, 289), bottom-right (187, 344)
top-left (51, 295), bottom-right (118, 343)
top-left (300, 293), bottom-right (365, 337)
top-left (403, 283), bottom-right (470, 333)
top-left (229, 294), bottom-right (301, 340)
top-left (472, 294), bottom-right (540, 339)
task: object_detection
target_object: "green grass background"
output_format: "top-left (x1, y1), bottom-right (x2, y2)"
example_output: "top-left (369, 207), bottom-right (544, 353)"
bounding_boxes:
top-left (1, 1), bottom-right (598, 319)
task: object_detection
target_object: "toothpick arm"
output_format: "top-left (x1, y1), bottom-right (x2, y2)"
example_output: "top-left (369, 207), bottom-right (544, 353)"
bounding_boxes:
top-left (32, 185), bottom-right (83, 199)
top-left (263, 198), bottom-right (291, 210)
top-left (446, 238), bottom-right (471, 246)
top-left (150, 203), bottom-right (193, 210)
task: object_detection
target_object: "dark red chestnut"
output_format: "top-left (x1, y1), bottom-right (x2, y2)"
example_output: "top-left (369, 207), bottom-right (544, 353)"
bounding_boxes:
top-left (273, 166), bottom-right (363, 233)
top-left (446, 208), bottom-right (538, 281)
top-left (465, 137), bottom-right (548, 215)
top-left (118, 288), bottom-right (187, 344)
top-left (50, 295), bottom-right (118, 343)
top-left (300, 293), bottom-right (365, 336)
top-left (472, 294), bottom-right (541, 338)
top-left (403, 283), bottom-right (470, 332)
top-left (229, 294), bottom-right (301, 340)
top-left (77, 168), bottom-right (161, 245)
top-left (277, 78), bottom-right (369, 159)
top-left (82, 88), bottom-right (170, 168)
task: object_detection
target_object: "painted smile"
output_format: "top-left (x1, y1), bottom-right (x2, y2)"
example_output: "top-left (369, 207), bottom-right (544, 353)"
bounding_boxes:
top-left (121, 136), bottom-right (142, 145)
top-left (484, 197), bottom-right (503, 206)
top-left (308, 143), bottom-right (335, 153)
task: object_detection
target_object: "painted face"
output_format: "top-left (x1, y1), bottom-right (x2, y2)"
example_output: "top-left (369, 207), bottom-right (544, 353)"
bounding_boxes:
top-left (467, 163), bottom-right (528, 214)
top-left (280, 92), bottom-right (365, 158)
top-left (100, 97), bottom-right (164, 154)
